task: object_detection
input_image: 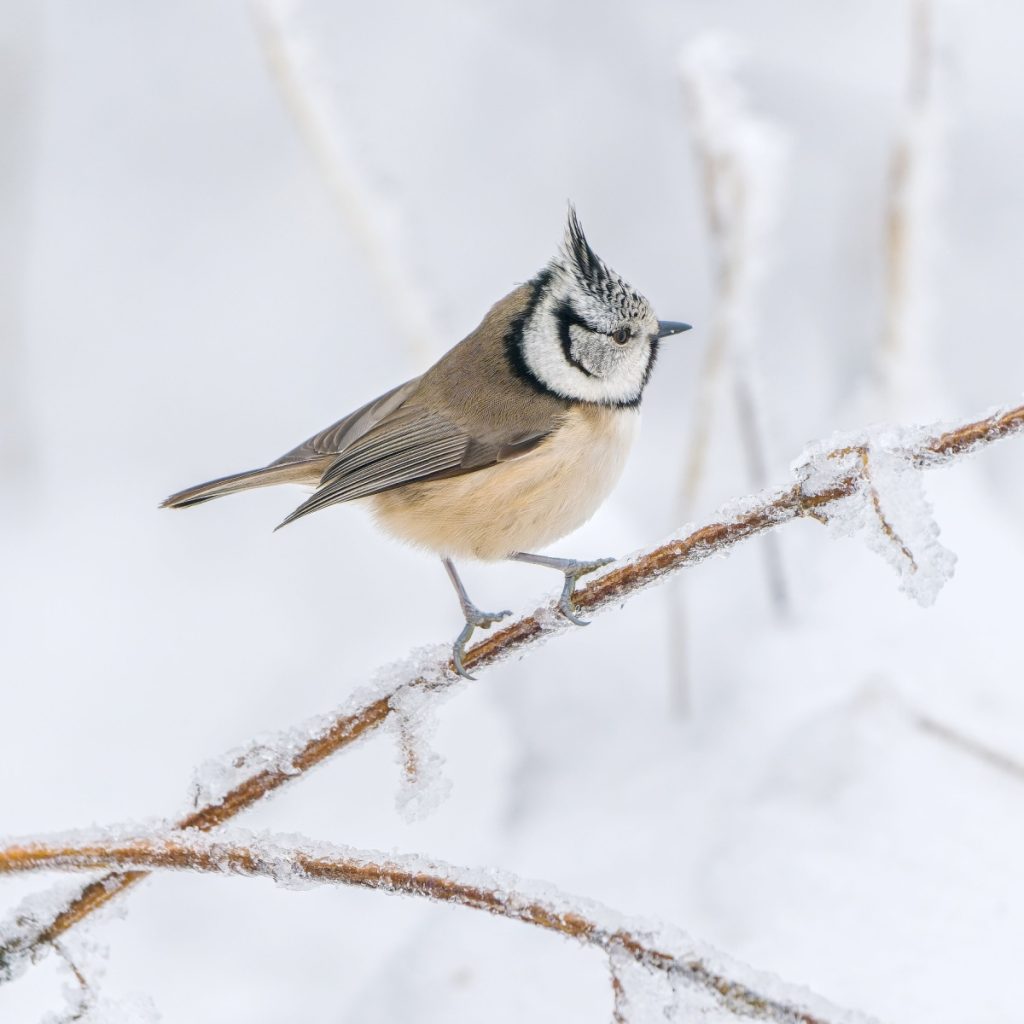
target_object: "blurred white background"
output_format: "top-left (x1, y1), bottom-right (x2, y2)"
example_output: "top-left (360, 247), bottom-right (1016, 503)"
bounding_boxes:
top-left (2, 1), bottom-right (1023, 1021)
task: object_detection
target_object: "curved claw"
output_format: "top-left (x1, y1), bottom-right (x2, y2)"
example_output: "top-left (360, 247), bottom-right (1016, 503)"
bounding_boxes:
top-left (558, 589), bottom-right (591, 626)
top-left (451, 622), bottom-right (478, 680)
top-left (450, 608), bottom-right (513, 679)
top-left (557, 556), bottom-right (615, 627)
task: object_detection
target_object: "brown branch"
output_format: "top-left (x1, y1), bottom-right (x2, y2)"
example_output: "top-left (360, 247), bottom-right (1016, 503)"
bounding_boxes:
top-left (3, 400), bottom-right (1023, 980)
top-left (828, 446), bottom-right (917, 570)
top-left (0, 832), bottom-right (875, 1024)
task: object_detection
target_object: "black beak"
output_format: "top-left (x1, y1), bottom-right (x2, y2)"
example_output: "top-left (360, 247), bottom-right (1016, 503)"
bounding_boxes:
top-left (657, 320), bottom-right (692, 338)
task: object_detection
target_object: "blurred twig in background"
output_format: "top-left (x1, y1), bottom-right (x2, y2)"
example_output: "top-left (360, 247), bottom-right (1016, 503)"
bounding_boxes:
top-left (912, 710), bottom-right (1024, 783)
top-left (878, 0), bottom-right (944, 410)
top-left (671, 37), bottom-right (789, 713)
top-left (0, 5), bottom-right (41, 484)
top-left (1, 399), bottom-right (1021, 987)
top-left (0, 830), bottom-right (872, 1024)
top-left (251, 0), bottom-right (441, 365)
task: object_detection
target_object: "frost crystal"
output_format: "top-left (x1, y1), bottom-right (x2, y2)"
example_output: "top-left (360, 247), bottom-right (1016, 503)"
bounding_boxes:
top-left (42, 991), bottom-right (161, 1024)
top-left (188, 736), bottom-right (303, 812)
top-left (36, 932), bottom-right (161, 1024)
top-left (389, 680), bottom-right (455, 822)
top-left (794, 426), bottom-right (956, 605)
top-left (610, 949), bottom-right (679, 1022)
top-left (0, 879), bottom-right (108, 984)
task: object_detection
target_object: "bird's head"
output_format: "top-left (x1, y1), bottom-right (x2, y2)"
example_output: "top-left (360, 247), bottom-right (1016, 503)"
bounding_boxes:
top-left (511, 206), bottom-right (690, 407)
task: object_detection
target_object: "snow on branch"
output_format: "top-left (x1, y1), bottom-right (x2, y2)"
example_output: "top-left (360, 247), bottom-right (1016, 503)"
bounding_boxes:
top-left (2, 399), bottom-right (1023, 981)
top-left (0, 828), bottom-right (880, 1024)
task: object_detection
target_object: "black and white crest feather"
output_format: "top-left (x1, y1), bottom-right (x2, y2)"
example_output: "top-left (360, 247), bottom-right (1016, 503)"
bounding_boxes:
top-left (512, 206), bottom-right (662, 407)
top-left (564, 205), bottom-right (610, 293)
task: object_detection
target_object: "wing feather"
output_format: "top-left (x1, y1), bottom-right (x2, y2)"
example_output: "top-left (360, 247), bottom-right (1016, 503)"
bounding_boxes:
top-left (276, 404), bottom-right (552, 529)
top-left (270, 377), bottom-right (422, 466)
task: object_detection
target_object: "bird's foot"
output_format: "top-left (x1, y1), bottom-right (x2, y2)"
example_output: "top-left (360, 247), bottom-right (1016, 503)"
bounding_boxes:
top-left (556, 557), bottom-right (614, 626)
top-left (451, 605), bottom-right (513, 679)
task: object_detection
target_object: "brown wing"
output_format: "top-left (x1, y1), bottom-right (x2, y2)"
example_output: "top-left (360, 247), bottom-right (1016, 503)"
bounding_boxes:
top-left (270, 377), bottom-right (422, 466)
top-left (275, 402), bottom-right (551, 529)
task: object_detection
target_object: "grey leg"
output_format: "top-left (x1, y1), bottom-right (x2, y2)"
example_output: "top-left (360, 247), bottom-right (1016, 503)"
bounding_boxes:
top-left (509, 551), bottom-right (614, 626)
top-left (442, 558), bottom-right (512, 679)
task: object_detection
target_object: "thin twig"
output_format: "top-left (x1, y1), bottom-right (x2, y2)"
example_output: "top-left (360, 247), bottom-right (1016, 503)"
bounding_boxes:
top-left (829, 446), bottom-right (918, 570)
top-left (611, 968), bottom-right (630, 1024)
top-left (2, 400), bottom-right (1022, 979)
top-left (51, 940), bottom-right (91, 1022)
top-left (0, 832), bottom-right (877, 1024)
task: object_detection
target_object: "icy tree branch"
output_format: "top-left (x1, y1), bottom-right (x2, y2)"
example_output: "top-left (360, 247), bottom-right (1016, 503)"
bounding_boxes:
top-left (0, 829), bottom-right (879, 1024)
top-left (2, 399), bottom-right (1023, 981)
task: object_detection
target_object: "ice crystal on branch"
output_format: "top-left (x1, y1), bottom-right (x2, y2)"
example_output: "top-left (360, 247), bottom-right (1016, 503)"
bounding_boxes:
top-left (389, 681), bottom-right (454, 822)
top-left (794, 425), bottom-right (956, 605)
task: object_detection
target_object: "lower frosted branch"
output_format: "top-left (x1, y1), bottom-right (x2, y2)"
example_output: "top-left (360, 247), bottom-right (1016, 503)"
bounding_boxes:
top-left (0, 829), bottom-right (880, 1024)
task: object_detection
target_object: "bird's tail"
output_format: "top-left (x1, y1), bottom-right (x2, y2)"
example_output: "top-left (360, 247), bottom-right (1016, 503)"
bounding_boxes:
top-left (160, 462), bottom-right (321, 509)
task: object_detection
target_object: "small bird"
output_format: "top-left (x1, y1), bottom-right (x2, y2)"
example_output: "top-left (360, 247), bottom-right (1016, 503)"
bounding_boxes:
top-left (162, 208), bottom-right (690, 676)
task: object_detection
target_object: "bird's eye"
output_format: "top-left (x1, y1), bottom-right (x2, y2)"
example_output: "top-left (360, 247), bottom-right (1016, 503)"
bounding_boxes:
top-left (612, 327), bottom-right (631, 345)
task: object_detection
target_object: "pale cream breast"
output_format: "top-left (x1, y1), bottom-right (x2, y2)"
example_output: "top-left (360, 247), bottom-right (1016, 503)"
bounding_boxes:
top-left (368, 406), bottom-right (639, 561)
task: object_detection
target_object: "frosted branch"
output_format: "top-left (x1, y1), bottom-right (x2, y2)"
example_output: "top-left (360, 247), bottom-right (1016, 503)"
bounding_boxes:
top-left (0, 829), bottom-right (879, 1024)
top-left (2, 399), bottom-right (1023, 979)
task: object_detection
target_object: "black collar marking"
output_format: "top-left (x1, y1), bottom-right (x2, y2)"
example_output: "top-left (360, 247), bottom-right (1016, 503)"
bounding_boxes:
top-left (503, 270), bottom-right (563, 399)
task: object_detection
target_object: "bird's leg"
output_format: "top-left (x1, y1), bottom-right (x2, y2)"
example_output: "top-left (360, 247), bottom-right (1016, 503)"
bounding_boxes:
top-left (509, 551), bottom-right (614, 626)
top-left (442, 558), bottom-right (512, 679)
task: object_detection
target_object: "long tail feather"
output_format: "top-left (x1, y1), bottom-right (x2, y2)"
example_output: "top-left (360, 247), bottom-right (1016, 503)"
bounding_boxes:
top-left (161, 462), bottom-right (323, 510)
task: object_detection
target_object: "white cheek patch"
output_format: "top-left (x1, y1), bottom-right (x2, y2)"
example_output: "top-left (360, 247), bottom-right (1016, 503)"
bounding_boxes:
top-left (570, 324), bottom-right (620, 378)
top-left (521, 294), bottom-right (652, 405)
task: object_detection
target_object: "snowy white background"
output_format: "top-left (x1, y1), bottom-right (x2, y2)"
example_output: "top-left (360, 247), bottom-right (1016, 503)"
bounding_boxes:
top-left (2, 0), bottom-right (1024, 1021)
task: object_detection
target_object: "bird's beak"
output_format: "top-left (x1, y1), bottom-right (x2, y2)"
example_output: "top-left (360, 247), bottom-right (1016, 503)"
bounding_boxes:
top-left (657, 320), bottom-right (692, 338)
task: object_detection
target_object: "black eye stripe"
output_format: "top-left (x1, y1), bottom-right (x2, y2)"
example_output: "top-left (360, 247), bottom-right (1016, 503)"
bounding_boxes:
top-left (554, 300), bottom-right (600, 336)
top-left (553, 300), bottom-right (598, 377)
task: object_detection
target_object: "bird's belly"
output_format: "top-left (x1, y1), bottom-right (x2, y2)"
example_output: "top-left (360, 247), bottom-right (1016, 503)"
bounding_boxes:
top-left (368, 407), bottom-right (639, 561)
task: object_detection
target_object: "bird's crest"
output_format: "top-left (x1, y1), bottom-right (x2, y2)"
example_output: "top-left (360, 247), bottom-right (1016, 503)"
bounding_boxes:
top-left (554, 205), bottom-right (647, 321)
top-left (561, 205), bottom-right (613, 295)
